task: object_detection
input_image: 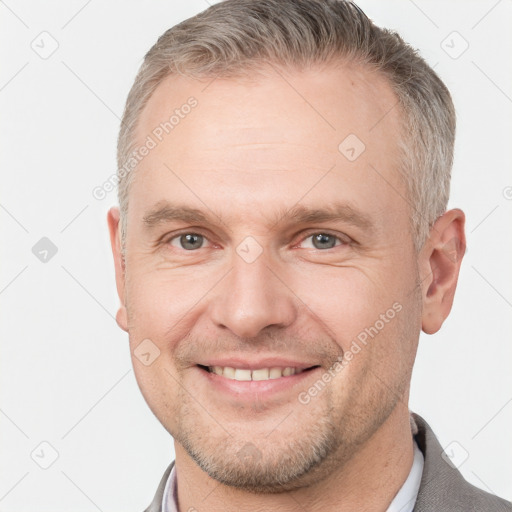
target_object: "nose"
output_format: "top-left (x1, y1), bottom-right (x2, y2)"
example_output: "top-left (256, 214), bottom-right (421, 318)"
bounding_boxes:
top-left (208, 253), bottom-right (297, 339)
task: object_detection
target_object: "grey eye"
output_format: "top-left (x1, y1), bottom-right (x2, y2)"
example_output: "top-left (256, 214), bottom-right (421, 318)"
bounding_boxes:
top-left (312, 233), bottom-right (337, 249)
top-left (302, 233), bottom-right (340, 250)
top-left (171, 233), bottom-right (205, 250)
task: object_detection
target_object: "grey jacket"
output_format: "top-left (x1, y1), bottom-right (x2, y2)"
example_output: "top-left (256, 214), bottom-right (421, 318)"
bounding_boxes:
top-left (144, 413), bottom-right (511, 511)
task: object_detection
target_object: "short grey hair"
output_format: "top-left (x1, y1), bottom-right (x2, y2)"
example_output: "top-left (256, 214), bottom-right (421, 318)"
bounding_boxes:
top-left (117, 0), bottom-right (456, 251)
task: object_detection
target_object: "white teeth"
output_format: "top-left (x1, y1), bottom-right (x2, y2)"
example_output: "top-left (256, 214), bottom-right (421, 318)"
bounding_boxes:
top-left (223, 366), bottom-right (236, 379)
top-left (208, 366), bottom-right (303, 381)
top-left (212, 366), bottom-right (223, 376)
top-left (269, 367), bottom-right (283, 379)
top-left (251, 368), bottom-right (269, 381)
top-left (234, 369), bottom-right (252, 381)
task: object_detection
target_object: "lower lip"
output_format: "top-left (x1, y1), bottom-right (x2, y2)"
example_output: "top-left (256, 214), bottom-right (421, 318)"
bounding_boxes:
top-left (196, 366), bottom-right (321, 400)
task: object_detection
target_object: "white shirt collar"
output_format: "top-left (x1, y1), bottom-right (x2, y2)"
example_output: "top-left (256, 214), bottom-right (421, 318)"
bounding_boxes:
top-left (385, 439), bottom-right (424, 512)
top-left (161, 461), bottom-right (177, 512)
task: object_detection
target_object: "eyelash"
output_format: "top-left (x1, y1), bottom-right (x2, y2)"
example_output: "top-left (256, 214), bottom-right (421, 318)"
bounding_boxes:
top-left (163, 230), bottom-right (349, 251)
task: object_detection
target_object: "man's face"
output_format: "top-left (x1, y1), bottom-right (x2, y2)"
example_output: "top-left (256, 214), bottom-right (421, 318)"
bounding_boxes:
top-left (114, 64), bottom-right (424, 491)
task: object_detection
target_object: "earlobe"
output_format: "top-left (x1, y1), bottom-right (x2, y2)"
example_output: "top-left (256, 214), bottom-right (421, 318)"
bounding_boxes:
top-left (420, 209), bottom-right (466, 335)
top-left (107, 207), bottom-right (129, 333)
top-left (116, 306), bottom-right (128, 333)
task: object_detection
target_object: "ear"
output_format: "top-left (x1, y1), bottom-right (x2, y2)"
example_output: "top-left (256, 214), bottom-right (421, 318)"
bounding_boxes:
top-left (419, 208), bottom-right (466, 335)
top-left (107, 207), bottom-right (128, 332)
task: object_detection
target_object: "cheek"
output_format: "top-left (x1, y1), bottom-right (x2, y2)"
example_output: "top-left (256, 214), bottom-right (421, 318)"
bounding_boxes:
top-left (289, 266), bottom-right (394, 350)
top-left (124, 265), bottom-right (223, 405)
top-left (131, 359), bottom-right (180, 434)
top-left (289, 262), bottom-right (419, 392)
top-left (125, 265), bottom-right (211, 335)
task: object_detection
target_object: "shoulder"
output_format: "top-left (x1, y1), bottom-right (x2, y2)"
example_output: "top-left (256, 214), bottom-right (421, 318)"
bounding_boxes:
top-left (143, 461), bottom-right (175, 512)
top-left (412, 413), bottom-right (512, 512)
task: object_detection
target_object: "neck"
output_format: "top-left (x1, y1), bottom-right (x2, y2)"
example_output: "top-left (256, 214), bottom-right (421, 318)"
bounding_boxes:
top-left (173, 405), bottom-right (414, 512)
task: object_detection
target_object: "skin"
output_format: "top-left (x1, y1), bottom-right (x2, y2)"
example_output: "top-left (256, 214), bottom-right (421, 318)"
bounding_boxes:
top-left (108, 63), bottom-right (465, 511)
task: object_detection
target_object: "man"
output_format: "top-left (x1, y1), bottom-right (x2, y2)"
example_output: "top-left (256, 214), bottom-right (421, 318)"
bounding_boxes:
top-left (107, 0), bottom-right (511, 510)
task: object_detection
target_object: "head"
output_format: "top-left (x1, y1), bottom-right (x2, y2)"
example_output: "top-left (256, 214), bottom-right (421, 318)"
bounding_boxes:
top-left (108, 0), bottom-right (465, 493)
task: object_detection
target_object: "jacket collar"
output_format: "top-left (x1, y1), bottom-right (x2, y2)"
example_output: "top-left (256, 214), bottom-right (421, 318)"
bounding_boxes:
top-left (145, 413), bottom-right (510, 511)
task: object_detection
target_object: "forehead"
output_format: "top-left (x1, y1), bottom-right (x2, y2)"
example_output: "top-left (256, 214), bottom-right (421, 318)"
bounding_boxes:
top-left (129, 63), bottom-right (407, 232)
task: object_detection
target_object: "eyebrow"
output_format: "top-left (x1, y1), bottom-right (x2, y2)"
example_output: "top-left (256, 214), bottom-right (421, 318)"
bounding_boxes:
top-left (142, 201), bottom-right (374, 233)
top-left (143, 203), bottom-right (210, 227)
top-left (276, 203), bottom-right (374, 232)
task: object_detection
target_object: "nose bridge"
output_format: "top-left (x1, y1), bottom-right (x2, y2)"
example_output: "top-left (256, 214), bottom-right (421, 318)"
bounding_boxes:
top-left (209, 246), bottom-right (297, 338)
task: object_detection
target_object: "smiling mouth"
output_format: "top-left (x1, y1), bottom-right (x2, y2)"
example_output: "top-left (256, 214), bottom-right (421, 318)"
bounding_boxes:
top-left (197, 364), bottom-right (320, 381)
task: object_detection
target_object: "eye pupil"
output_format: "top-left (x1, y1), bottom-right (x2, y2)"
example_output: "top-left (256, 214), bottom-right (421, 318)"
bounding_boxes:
top-left (180, 233), bottom-right (203, 250)
top-left (312, 233), bottom-right (336, 249)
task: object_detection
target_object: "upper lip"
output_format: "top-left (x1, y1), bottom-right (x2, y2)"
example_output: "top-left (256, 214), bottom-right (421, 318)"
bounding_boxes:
top-left (196, 357), bottom-right (319, 371)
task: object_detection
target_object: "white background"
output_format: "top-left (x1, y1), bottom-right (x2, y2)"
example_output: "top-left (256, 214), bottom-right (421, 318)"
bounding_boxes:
top-left (1, 0), bottom-right (511, 510)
